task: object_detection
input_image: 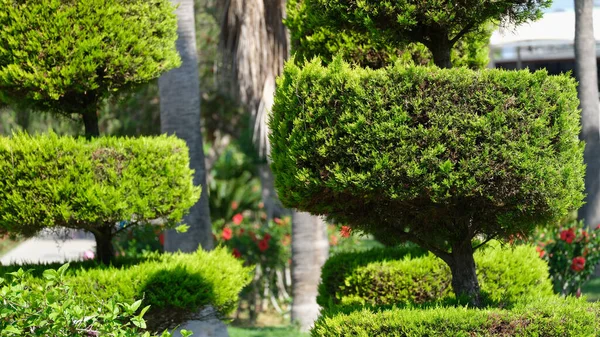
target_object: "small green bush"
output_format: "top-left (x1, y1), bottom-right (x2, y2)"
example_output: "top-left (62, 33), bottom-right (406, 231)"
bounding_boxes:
top-left (312, 297), bottom-right (600, 337)
top-left (0, 264), bottom-right (190, 337)
top-left (0, 248), bottom-right (252, 332)
top-left (0, 132), bottom-right (200, 263)
top-left (318, 243), bottom-right (553, 309)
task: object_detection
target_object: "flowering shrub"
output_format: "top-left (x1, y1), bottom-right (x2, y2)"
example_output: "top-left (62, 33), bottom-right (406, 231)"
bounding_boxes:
top-left (535, 220), bottom-right (600, 296)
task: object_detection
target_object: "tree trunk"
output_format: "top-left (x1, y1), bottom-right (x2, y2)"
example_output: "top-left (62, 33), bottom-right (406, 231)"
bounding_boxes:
top-left (82, 108), bottom-right (100, 139)
top-left (94, 226), bottom-right (113, 265)
top-left (159, 0), bottom-right (213, 252)
top-left (448, 240), bottom-right (481, 306)
top-left (259, 163), bottom-right (285, 220)
top-left (575, 0), bottom-right (600, 230)
top-left (429, 39), bottom-right (453, 69)
top-left (291, 211), bottom-right (329, 332)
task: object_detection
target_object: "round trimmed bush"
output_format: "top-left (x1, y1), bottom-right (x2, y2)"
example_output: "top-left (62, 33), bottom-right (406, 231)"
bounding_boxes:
top-left (318, 243), bottom-right (553, 309)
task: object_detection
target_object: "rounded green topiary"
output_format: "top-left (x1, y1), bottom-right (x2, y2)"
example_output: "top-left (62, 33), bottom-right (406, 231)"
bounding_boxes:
top-left (0, 132), bottom-right (200, 263)
top-left (269, 57), bottom-right (584, 304)
top-left (318, 243), bottom-right (553, 310)
top-left (0, 0), bottom-right (180, 137)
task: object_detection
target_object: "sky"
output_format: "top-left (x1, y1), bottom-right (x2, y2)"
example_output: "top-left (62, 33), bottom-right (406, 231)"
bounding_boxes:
top-left (546, 0), bottom-right (600, 12)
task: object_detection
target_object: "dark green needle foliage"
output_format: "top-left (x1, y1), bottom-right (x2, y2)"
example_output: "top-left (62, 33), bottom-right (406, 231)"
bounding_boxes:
top-left (0, 133), bottom-right (200, 264)
top-left (0, 0), bottom-right (180, 137)
top-left (269, 58), bottom-right (584, 304)
top-left (286, 0), bottom-right (550, 68)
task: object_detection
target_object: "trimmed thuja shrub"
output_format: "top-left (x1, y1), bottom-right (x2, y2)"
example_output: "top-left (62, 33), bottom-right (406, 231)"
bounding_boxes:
top-left (269, 59), bottom-right (585, 305)
top-left (285, 0), bottom-right (549, 68)
top-left (318, 243), bottom-right (553, 310)
top-left (0, 133), bottom-right (200, 264)
top-left (312, 297), bottom-right (600, 337)
top-left (0, 247), bottom-right (252, 334)
top-left (0, 0), bottom-right (180, 138)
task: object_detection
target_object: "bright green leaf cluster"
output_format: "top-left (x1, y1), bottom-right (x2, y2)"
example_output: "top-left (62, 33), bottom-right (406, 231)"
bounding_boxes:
top-left (0, 132), bottom-right (200, 237)
top-left (312, 297), bottom-right (600, 337)
top-left (0, 263), bottom-right (183, 337)
top-left (318, 242), bottom-right (552, 310)
top-left (0, 0), bottom-right (180, 115)
top-left (269, 58), bottom-right (584, 248)
top-left (285, 0), bottom-right (492, 69)
top-left (0, 248), bottom-right (252, 333)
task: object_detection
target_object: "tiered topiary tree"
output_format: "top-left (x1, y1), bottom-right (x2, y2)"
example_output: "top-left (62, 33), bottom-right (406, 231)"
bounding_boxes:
top-left (270, 0), bottom-right (584, 306)
top-left (0, 0), bottom-right (181, 138)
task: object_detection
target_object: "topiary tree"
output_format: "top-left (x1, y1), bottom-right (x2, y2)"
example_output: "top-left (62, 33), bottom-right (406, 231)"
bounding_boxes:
top-left (0, 133), bottom-right (200, 264)
top-left (0, 0), bottom-right (181, 138)
top-left (269, 59), bottom-right (585, 305)
top-left (286, 0), bottom-right (550, 69)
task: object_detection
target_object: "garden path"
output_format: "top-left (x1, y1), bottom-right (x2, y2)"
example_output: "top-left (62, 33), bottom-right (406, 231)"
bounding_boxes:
top-left (0, 229), bottom-right (94, 265)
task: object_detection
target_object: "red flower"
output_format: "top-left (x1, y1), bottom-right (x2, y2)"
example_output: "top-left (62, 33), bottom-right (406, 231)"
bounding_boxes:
top-left (329, 234), bottom-right (339, 246)
top-left (263, 233), bottom-right (272, 242)
top-left (239, 228), bottom-right (245, 234)
top-left (232, 248), bottom-right (242, 258)
top-left (231, 201), bottom-right (239, 211)
top-left (340, 226), bottom-right (352, 238)
top-left (560, 228), bottom-right (576, 244)
top-left (596, 224), bottom-right (600, 230)
top-left (222, 227), bottom-right (233, 241)
top-left (536, 246), bottom-right (545, 258)
top-left (571, 256), bottom-right (586, 272)
top-left (258, 239), bottom-right (269, 252)
top-left (274, 217), bottom-right (283, 225)
top-left (232, 213), bottom-right (243, 225)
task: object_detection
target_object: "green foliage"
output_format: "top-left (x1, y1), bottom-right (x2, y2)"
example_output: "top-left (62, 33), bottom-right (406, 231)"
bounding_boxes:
top-left (0, 0), bottom-right (180, 118)
top-left (286, 0), bottom-right (549, 68)
top-left (269, 58), bottom-right (584, 254)
top-left (312, 297), bottom-right (600, 337)
top-left (535, 220), bottom-right (600, 296)
top-left (0, 248), bottom-right (252, 332)
top-left (285, 0), bottom-right (491, 69)
top-left (0, 263), bottom-right (183, 337)
top-left (0, 132), bottom-right (200, 237)
top-left (318, 243), bottom-right (553, 310)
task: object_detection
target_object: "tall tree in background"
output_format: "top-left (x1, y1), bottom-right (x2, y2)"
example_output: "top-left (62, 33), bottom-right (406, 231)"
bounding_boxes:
top-left (575, 0), bottom-right (600, 229)
top-left (218, 0), bottom-right (329, 331)
top-left (159, 0), bottom-right (214, 252)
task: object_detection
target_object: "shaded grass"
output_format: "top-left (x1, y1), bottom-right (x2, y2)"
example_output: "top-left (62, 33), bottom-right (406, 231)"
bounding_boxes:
top-left (228, 326), bottom-right (308, 337)
top-left (582, 276), bottom-right (600, 301)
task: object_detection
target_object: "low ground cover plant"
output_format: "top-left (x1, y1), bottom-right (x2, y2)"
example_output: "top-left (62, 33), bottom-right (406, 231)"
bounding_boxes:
top-left (0, 133), bottom-right (200, 264)
top-left (0, 247), bottom-right (251, 333)
top-left (0, 264), bottom-right (193, 337)
top-left (318, 243), bottom-right (552, 310)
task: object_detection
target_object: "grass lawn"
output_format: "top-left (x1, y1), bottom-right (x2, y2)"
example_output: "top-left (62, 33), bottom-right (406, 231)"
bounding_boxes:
top-left (582, 276), bottom-right (600, 301)
top-left (228, 326), bottom-right (309, 337)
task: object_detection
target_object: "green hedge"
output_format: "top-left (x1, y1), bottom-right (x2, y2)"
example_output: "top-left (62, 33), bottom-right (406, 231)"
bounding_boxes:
top-left (0, 247), bottom-right (253, 332)
top-left (312, 297), bottom-right (600, 337)
top-left (269, 58), bottom-right (583, 247)
top-left (0, 132), bottom-right (199, 237)
top-left (318, 243), bottom-right (553, 309)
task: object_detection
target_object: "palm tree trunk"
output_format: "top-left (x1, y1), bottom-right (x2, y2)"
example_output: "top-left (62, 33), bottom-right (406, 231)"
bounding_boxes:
top-left (291, 212), bottom-right (329, 332)
top-left (575, 0), bottom-right (600, 230)
top-left (159, 0), bottom-right (214, 252)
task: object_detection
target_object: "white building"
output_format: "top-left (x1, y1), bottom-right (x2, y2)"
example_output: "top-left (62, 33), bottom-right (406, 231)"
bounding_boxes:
top-left (490, 6), bottom-right (600, 76)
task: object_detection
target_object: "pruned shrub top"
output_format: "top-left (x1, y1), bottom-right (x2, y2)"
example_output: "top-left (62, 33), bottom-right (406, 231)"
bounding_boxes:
top-left (269, 58), bottom-right (584, 241)
top-left (0, 133), bottom-right (200, 236)
top-left (0, 0), bottom-right (180, 114)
